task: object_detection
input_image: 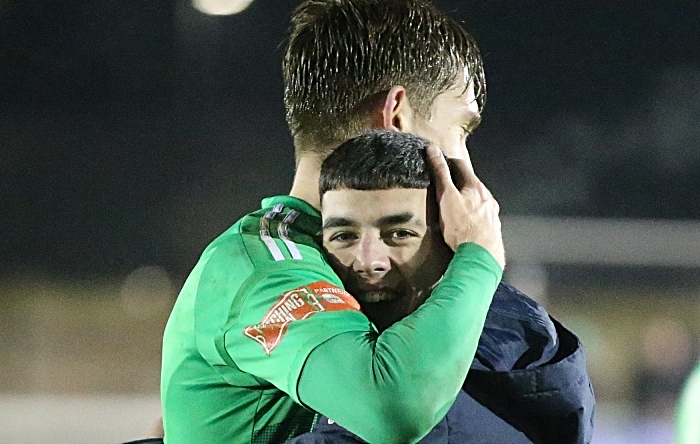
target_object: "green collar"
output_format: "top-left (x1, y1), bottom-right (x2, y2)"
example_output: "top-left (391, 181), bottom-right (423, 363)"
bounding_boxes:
top-left (260, 195), bottom-right (320, 218)
top-left (260, 195), bottom-right (322, 238)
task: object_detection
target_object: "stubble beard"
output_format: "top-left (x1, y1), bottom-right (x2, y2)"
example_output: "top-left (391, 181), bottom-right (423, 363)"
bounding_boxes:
top-left (354, 289), bottom-right (403, 304)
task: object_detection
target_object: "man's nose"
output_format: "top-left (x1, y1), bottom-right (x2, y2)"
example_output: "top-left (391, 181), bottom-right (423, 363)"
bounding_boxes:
top-left (353, 236), bottom-right (390, 278)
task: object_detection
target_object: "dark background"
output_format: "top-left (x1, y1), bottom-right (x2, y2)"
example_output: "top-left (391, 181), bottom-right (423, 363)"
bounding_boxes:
top-left (2, 0), bottom-right (700, 279)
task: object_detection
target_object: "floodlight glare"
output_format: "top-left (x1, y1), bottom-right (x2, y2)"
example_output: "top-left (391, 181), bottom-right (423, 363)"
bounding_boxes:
top-left (193, 0), bottom-right (254, 15)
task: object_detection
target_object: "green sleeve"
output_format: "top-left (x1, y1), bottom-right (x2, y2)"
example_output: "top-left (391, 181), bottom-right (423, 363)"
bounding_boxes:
top-left (298, 242), bottom-right (502, 444)
top-left (675, 361), bottom-right (700, 444)
top-left (223, 259), bottom-right (373, 395)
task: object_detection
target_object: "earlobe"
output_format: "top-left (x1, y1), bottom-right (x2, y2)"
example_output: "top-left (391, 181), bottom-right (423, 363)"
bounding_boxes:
top-left (381, 86), bottom-right (413, 132)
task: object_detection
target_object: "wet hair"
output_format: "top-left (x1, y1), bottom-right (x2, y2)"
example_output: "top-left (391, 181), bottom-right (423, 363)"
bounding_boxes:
top-left (320, 130), bottom-right (431, 196)
top-left (284, 0), bottom-right (486, 153)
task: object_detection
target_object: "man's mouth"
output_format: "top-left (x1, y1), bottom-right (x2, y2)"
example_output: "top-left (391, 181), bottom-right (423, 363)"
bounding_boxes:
top-left (356, 282), bottom-right (390, 292)
top-left (348, 280), bottom-right (404, 303)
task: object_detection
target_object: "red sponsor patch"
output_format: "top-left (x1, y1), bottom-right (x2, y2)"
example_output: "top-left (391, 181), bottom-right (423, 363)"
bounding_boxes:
top-left (244, 281), bottom-right (360, 355)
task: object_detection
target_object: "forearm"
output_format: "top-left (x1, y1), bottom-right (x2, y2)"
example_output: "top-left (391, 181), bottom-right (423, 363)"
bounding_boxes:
top-left (298, 242), bottom-right (501, 444)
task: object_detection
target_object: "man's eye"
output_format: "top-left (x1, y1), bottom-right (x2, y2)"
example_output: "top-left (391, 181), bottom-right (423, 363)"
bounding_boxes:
top-left (329, 232), bottom-right (357, 243)
top-left (386, 230), bottom-right (415, 242)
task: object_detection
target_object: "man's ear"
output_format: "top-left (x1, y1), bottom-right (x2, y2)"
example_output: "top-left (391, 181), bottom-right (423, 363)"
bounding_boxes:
top-left (370, 86), bottom-right (414, 132)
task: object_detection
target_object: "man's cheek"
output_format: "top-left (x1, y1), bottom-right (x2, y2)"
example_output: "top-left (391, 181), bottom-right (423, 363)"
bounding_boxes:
top-left (327, 251), bottom-right (353, 275)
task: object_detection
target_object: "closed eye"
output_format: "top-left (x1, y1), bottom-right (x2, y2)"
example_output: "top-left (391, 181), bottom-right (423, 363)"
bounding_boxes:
top-left (462, 125), bottom-right (475, 140)
top-left (462, 115), bottom-right (482, 140)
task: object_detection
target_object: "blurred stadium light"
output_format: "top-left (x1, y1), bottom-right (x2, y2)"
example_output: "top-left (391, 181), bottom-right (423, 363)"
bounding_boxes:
top-left (193, 0), bottom-right (255, 15)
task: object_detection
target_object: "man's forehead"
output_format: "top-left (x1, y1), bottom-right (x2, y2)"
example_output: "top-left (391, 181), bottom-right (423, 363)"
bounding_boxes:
top-left (431, 73), bottom-right (480, 124)
top-left (321, 188), bottom-right (428, 221)
top-left (445, 70), bottom-right (477, 100)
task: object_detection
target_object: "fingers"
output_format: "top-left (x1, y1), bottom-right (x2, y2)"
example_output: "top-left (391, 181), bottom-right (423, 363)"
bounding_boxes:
top-left (445, 158), bottom-right (473, 189)
top-left (445, 157), bottom-right (478, 190)
top-left (427, 145), bottom-right (492, 200)
top-left (426, 144), bottom-right (454, 198)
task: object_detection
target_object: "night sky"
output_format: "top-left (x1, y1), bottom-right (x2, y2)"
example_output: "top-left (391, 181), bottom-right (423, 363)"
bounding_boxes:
top-left (2, 0), bottom-right (699, 278)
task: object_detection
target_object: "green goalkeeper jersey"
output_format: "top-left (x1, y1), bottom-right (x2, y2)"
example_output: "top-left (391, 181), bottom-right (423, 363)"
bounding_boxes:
top-left (161, 196), bottom-right (502, 444)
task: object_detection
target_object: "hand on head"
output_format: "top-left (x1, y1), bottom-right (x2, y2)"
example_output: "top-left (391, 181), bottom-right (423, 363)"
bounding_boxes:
top-left (426, 144), bottom-right (505, 269)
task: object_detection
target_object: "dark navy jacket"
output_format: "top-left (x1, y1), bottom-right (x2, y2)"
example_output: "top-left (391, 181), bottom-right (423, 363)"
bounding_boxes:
top-left (285, 282), bottom-right (595, 444)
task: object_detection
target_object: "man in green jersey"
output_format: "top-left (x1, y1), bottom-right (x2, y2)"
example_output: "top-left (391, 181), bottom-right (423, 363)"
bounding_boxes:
top-left (162, 1), bottom-right (505, 442)
top-left (161, 3), bottom-right (505, 443)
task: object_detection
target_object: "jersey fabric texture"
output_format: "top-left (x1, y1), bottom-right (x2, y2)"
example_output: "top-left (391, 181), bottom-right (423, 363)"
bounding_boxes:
top-left (286, 283), bottom-right (596, 444)
top-left (160, 196), bottom-right (502, 444)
